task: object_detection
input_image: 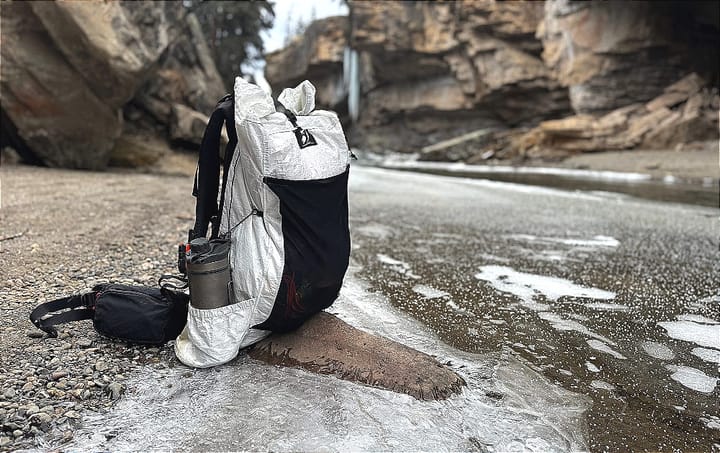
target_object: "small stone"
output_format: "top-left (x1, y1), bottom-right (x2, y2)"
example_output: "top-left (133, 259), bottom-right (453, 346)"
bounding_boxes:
top-left (27, 330), bottom-right (45, 339)
top-left (50, 371), bottom-right (68, 381)
top-left (64, 410), bottom-right (80, 419)
top-left (76, 338), bottom-right (93, 348)
top-left (94, 361), bottom-right (108, 372)
top-left (12, 430), bottom-right (23, 438)
top-left (21, 382), bottom-right (34, 392)
top-left (30, 412), bottom-right (52, 425)
top-left (106, 382), bottom-right (124, 400)
top-left (3, 388), bottom-right (16, 399)
top-left (25, 404), bottom-right (39, 416)
top-left (0, 436), bottom-right (11, 447)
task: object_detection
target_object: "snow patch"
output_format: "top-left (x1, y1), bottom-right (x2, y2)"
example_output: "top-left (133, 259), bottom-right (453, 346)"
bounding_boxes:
top-left (591, 380), bottom-right (616, 391)
top-left (474, 265), bottom-right (615, 310)
top-left (676, 314), bottom-right (718, 324)
top-left (641, 341), bottom-right (675, 361)
top-left (666, 365), bottom-right (718, 394)
top-left (538, 312), bottom-right (616, 346)
top-left (586, 340), bottom-right (626, 360)
top-left (584, 302), bottom-right (630, 312)
top-left (508, 234), bottom-right (620, 248)
top-left (377, 254), bottom-right (421, 280)
top-left (658, 317), bottom-right (720, 349)
top-left (691, 347), bottom-right (720, 364)
top-left (412, 285), bottom-right (449, 299)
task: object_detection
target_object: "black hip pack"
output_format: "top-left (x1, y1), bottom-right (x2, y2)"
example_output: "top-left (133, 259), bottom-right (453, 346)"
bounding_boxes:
top-left (30, 284), bottom-right (189, 345)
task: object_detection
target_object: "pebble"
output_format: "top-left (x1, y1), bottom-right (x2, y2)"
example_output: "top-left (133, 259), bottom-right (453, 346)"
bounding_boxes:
top-left (94, 361), bottom-right (108, 372)
top-left (76, 338), bottom-right (93, 348)
top-left (3, 388), bottom-right (16, 399)
top-left (27, 330), bottom-right (45, 339)
top-left (50, 371), bottom-right (69, 381)
top-left (0, 436), bottom-right (12, 447)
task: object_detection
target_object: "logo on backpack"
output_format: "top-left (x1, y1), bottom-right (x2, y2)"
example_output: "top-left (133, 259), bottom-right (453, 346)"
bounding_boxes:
top-left (295, 128), bottom-right (317, 149)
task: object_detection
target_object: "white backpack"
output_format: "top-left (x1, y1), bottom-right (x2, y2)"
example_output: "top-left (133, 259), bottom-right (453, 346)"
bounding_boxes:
top-left (175, 78), bottom-right (352, 368)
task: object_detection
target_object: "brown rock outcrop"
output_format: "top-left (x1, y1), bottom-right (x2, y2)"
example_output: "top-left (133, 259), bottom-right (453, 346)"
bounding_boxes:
top-left (0, 2), bottom-right (224, 169)
top-left (248, 312), bottom-right (466, 401)
top-left (346, 0), bottom-right (572, 152)
top-left (0, 2), bottom-right (122, 169)
top-left (508, 73), bottom-right (719, 158)
top-left (265, 16), bottom-right (349, 110)
top-left (540, 0), bottom-right (717, 114)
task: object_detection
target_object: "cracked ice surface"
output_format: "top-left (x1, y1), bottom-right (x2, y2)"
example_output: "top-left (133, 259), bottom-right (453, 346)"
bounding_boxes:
top-left (63, 268), bottom-right (590, 452)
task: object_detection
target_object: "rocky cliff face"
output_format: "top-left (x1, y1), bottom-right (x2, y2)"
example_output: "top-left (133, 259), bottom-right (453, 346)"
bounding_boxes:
top-left (264, 0), bottom-right (719, 159)
top-left (0, 1), bottom-right (225, 169)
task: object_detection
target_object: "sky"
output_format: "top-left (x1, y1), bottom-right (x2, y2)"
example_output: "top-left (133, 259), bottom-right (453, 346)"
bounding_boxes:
top-left (263, 0), bottom-right (349, 53)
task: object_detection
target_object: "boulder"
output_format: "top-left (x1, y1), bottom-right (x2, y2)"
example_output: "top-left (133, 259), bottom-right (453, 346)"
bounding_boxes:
top-left (247, 312), bottom-right (466, 401)
top-left (169, 103), bottom-right (209, 147)
top-left (29, 1), bottom-right (184, 108)
top-left (0, 2), bottom-right (121, 169)
top-left (508, 73), bottom-right (719, 156)
top-left (132, 13), bottom-right (226, 125)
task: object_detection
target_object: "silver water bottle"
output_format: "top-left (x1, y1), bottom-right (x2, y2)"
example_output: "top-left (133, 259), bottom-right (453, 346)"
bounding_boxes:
top-left (186, 237), bottom-right (233, 309)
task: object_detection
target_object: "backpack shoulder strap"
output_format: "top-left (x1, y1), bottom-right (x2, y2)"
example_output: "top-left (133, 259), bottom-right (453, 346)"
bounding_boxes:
top-left (29, 292), bottom-right (96, 337)
top-left (192, 94), bottom-right (237, 240)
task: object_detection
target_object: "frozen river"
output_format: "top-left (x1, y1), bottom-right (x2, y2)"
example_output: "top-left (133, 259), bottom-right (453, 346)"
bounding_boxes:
top-left (63, 165), bottom-right (718, 452)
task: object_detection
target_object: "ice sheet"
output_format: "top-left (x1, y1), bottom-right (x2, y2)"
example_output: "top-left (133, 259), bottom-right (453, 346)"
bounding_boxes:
top-left (60, 267), bottom-right (590, 452)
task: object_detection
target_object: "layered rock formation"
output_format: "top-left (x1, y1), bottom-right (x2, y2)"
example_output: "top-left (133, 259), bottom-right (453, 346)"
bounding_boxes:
top-left (265, 16), bottom-right (350, 112)
top-left (0, 1), bottom-right (225, 169)
top-left (264, 0), bottom-right (719, 160)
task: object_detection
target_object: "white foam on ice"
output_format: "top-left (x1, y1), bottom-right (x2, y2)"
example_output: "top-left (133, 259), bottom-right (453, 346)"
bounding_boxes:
top-left (700, 415), bottom-right (720, 431)
top-left (538, 312), bottom-right (616, 346)
top-left (445, 300), bottom-right (467, 314)
top-left (676, 314), bottom-right (719, 324)
top-left (586, 340), bottom-right (627, 360)
top-left (412, 284), bottom-right (449, 299)
top-left (641, 341), bottom-right (676, 361)
top-left (590, 380), bottom-right (616, 391)
top-left (666, 365), bottom-right (718, 394)
top-left (658, 317), bottom-right (720, 349)
top-left (377, 254), bottom-right (421, 280)
top-left (584, 302), bottom-right (630, 312)
top-left (692, 347), bottom-right (720, 364)
top-left (507, 234), bottom-right (620, 248)
top-left (355, 223), bottom-right (395, 240)
top-left (474, 265), bottom-right (616, 310)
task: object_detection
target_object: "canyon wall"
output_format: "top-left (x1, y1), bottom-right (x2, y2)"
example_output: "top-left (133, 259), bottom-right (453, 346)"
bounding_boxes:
top-left (264, 0), bottom-right (719, 159)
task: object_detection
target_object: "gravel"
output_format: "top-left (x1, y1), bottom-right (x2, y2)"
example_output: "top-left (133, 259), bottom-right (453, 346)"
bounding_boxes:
top-left (0, 164), bottom-right (196, 451)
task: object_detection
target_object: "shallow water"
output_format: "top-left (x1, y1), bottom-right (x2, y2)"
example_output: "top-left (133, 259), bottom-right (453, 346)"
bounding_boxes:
top-left (381, 160), bottom-right (719, 208)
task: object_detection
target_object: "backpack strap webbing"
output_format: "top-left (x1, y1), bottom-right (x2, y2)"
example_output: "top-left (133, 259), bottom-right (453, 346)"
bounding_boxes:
top-left (192, 94), bottom-right (237, 240)
top-left (29, 292), bottom-right (96, 337)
